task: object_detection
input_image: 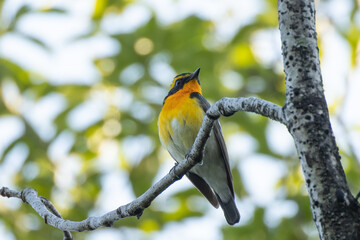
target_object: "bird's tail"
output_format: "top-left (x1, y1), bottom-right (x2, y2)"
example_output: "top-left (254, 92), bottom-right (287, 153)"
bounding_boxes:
top-left (216, 194), bottom-right (240, 225)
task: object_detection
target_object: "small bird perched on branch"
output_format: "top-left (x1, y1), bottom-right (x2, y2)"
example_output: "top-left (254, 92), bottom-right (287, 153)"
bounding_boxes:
top-left (158, 68), bottom-right (240, 225)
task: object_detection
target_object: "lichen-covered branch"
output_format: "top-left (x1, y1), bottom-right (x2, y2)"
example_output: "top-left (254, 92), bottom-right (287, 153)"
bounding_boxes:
top-left (208, 97), bottom-right (285, 124)
top-left (0, 96), bottom-right (283, 233)
top-left (0, 187), bottom-right (73, 240)
top-left (278, 0), bottom-right (360, 239)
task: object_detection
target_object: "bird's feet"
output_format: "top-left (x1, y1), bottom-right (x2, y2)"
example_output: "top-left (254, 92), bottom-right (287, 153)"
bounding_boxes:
top-left (169, 162), bottom-right (183, 180)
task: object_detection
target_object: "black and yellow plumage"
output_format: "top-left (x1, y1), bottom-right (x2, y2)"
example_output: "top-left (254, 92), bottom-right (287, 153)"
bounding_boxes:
top-left (158, 68), bottom-right (240, 225)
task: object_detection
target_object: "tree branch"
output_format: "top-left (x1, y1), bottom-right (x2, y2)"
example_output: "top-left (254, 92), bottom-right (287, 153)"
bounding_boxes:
top-left (0, 187), bottom-right (73, 240)
top-left (0, 97), bottom-right (283, 233)
top-left (208, 97), bottom-right (285, 124)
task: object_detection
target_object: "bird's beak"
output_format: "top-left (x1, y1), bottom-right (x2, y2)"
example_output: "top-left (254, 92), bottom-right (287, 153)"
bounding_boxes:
top-left (189, 67), bottom-right (200, 80)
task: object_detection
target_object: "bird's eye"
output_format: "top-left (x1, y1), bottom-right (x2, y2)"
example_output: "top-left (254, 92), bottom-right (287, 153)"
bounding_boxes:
top-left (175, 80), bottom-right (180, 86)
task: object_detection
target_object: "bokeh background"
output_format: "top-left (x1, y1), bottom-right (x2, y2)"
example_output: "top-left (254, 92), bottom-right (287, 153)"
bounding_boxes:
top-left (0, 0), bottom-right (359, 239)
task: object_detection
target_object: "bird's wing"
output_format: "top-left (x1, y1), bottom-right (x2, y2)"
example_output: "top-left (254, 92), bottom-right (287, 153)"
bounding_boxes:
top-left (186, 172), bottom-right (219, 208)
top-left (189, 92), bottom-right (234, 197)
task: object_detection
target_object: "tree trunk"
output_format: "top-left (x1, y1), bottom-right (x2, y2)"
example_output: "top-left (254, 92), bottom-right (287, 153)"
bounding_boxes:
top-left (278, 0), bottom-right (360, 239)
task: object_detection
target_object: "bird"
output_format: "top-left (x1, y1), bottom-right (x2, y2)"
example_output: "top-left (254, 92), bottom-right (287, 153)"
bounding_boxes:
top-left (158, 67), bottom-right (240, 225)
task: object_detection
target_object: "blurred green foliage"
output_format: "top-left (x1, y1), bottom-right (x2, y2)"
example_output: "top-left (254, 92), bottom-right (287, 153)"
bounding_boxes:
top-left (0, 0), bottom-right (359, 239)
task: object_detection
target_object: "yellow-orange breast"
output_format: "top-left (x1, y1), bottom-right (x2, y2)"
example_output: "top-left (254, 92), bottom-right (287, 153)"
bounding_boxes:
top-left (158, 89), bottom-right (204, 162)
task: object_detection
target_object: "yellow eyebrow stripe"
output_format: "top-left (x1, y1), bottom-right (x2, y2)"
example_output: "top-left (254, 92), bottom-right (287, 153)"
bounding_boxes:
top-left (174, 74), bottom-right (190, 81)
top-left (170, 73), bottom-right (190, 89)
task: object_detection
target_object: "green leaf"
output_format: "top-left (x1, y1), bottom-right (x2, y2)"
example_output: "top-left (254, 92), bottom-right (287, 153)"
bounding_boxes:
top-left (8, 5), bottom-right (32, 31)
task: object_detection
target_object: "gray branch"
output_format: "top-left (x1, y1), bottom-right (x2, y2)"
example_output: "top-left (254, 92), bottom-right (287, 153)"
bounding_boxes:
top-left (0, 97), bottom-right (283, 233)
top-left (208, 97), bottom-right (285, 124)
